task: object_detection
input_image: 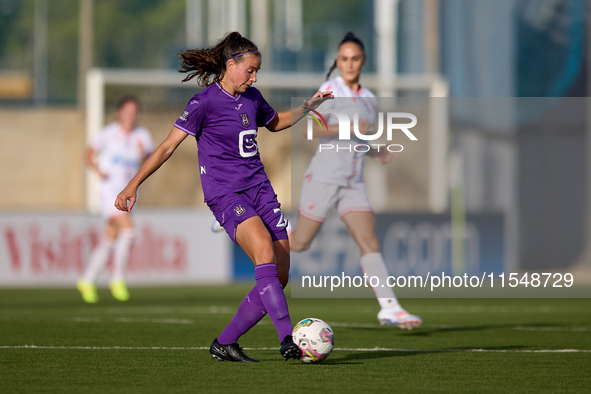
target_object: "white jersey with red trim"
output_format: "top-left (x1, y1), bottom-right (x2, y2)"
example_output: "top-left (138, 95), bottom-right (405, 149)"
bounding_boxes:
top-left (304, 76), bottom-right (377, 187)
top-left (90, 122), bottom-right (153, 217)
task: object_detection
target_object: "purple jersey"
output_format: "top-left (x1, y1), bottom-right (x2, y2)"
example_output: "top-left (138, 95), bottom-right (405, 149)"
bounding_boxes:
top-left (174, 83), bottom-right (277, 202)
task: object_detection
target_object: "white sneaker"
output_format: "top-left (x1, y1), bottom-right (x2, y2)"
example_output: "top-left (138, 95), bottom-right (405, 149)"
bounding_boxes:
top-left (377, 309), bottom-right (422, 330)
top-left (211, 220), bottom-right (224, 233)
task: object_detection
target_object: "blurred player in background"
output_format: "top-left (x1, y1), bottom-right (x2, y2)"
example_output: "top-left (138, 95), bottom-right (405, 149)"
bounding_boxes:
top-left (77, 96), bottom-right (154, 303)
top-left (289, 32), bottom-right (422, 330)
top-left (115, 32), bottom-right (332, 362)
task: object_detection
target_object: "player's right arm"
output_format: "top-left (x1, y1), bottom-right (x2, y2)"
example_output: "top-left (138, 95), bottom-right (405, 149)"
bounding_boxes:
top-left (115, 126), bottom-right (188, 212)
top-left (84, 146), bottom-right (108, 179)
top-left (301, 81), bottom-right (372, 139)
top-left (303, 118), bottom-right (373, 139)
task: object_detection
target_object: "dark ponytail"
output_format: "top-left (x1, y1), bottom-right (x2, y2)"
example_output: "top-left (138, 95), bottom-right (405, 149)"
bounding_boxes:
top-left (326, 32), bottom-right (366, 80)
top-left (326, 59), bottom-right (338, 81)
top-left (178, 32), bottom-right (260, 86)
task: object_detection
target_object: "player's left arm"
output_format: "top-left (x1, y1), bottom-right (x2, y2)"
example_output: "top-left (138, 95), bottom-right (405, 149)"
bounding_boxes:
top-left (266, 91), bottom-right (333, 132)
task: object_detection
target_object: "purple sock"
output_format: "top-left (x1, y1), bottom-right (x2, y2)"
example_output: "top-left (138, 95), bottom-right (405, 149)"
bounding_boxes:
top-left (217, 286), bottom-right (266, 345)
top-left (254, 263), bottom-right (293, 342)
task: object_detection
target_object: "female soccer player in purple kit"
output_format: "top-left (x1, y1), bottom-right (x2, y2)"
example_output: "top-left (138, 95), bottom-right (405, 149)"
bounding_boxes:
top-left (115, 32), bottom-right (332, 363)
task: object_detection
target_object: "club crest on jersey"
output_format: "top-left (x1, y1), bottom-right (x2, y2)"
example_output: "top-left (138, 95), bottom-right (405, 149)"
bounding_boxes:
top-left (234, 205), bottom-right (246, 216)
top-left (240, 113), bottom-right (250, 127)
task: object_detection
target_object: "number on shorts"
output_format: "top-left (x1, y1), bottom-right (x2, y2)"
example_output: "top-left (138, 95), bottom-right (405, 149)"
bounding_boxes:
top-left (274, 208), bottom-right (287, 228)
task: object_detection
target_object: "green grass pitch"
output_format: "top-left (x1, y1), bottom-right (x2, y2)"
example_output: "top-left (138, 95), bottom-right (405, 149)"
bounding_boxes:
top-left (1, 285), bottom-right (590, 393)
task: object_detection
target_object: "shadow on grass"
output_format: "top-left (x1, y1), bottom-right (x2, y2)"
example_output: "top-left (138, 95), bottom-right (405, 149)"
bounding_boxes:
top-left (249, 342), bottom-right (535, 364)
top-left (331, 345), bottom-right (529, 362)
top-left (410, 321), bottom-right (590, 336)
top-left (266, 360), bottom-right (365, 365)
top-left (337, 321), bottom-right (589, 337)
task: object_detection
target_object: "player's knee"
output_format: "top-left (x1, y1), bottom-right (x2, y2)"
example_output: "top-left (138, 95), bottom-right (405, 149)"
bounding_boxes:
top-left (352, 233), bottom-right (380, 254)
top-left (252, 248), bottom-right (276, 266)
top-left (290, 242), bottom-right (301, 252)
top-left (290, 235), bottom-right (312, 252)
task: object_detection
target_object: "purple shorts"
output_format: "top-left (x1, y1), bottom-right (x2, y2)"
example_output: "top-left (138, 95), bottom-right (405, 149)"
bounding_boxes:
top-left (207, 180), bottom-right (289, 244)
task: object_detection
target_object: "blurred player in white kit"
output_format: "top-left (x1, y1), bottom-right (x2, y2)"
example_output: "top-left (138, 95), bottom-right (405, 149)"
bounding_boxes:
top-left (289, 33), bottom-right (422, 329)
top-left (77, 96), bottom-right (154, 303)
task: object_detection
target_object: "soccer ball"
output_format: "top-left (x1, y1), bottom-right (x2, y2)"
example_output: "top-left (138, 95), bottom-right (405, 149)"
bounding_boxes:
top-left (292, 318), bottom-right (334, 363)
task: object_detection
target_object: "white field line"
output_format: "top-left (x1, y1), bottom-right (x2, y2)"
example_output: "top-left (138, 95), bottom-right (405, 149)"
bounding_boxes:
top-left (4, 316), bottom-right (591, 331)
top-left (69, 305), bottom-right (589, 317)
top-left (113, 317), bottom-right (195, 324)
top-left (70, 317), bottom-right (101, 322)
top-left (328, 322), bottom-right (380, 328)
top-left (512, 326), bottom-right (591, 332)
top-left (407, 306), bottom-right (591, 313)
top-left (2, 306), bottom-right (589, 315)
top-left (1, 345), bottom-right (590, 353)
top-left (70, 317), bottom-right (196, 324)
top-left (328, 321), bottom-right (591, 332)
top-left (1, 306), bottom-right (234, 316)
top-left (79, 306), bottom-right (234, 314)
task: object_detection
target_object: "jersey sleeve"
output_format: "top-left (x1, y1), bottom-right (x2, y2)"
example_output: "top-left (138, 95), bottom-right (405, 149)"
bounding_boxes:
top-left (174, 97), bottom-right (206, 137)
top-left (255, 91), bottom-right (277, 127)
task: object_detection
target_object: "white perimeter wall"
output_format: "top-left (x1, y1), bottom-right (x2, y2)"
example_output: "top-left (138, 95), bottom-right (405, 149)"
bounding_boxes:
top-left (0, 210), bottom-right (231, 286)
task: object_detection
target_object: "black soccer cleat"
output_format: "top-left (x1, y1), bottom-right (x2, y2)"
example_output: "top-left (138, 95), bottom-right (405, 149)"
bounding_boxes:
top-left (279, 335), bottom-right (302, 361)
top-left (209, 338), bottom-right (259, 363)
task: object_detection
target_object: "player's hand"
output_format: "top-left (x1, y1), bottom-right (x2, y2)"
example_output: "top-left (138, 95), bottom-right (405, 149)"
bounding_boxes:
top-left (115, 185), bottom-right (137, 212)
top-left (353, 119), bottom-right (374, 135)
top-left (302, 91), bottom-right (333, 111)
top-left (369, 148), bottom-right (397, 164)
